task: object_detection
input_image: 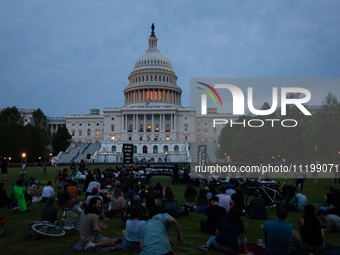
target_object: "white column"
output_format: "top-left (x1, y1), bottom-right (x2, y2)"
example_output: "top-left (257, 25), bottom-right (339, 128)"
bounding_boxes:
top-left (50, 125), bottom-right (53, 134)
top-left (153, 88), bottom-right (155, 101)
top-left (162, 114), bottom-right (165, 131)
top-left (133, 114), bottom-right (135, 131)
top-left (171, 114), bottom-right (173, 131)
top-left (174, 113), bottom-right (177, 132)
top-left (125, 114), bottom-right (127, 131)
top-left (148, 89), bottom-right (150, 101)
top-left (144, 114), bottom-right (146, 132)
top-left (152, 114), bottom-right (154, 132)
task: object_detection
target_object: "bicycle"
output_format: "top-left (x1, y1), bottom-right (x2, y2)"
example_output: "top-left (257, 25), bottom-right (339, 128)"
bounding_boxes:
top-left (0, 217), bottom-right (6, 237)
top-left (25, 210), bottom-right (80, 240)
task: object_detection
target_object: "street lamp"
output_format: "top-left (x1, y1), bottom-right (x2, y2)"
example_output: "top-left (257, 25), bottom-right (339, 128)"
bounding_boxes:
top-left (105, 152), bottom-right (107, 162)
top-left (22, 153), bottom-right (26, 166)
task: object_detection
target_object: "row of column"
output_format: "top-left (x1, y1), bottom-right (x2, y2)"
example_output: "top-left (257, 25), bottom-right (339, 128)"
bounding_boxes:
top-left (125, 89), bottom-right (181, 105)
top-left (122, 113), bottom-right (177, 132)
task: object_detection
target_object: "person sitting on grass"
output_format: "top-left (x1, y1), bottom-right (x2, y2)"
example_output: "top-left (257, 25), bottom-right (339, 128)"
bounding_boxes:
top-left (140, 205), bottom-right (184, 255)
top-left (42, 181), bottom-right (55, 203)
top-left (183, 185), bottom-right (197, 211)
top-left (145, 186), bottom-right (158, 211)
top-left (85, 175), bottom-right (100, 199)
top-left (122, 207), bottom-right (146, 251)
top-left (67, 180), bottom-right (78, 203)
top-left (85, 187), bottom-right (108, 220)
top-left (216, 186), bottom-right (233, 213)
top-left (231, 187), bottom-right (246, 213)
top-left (57, 183), bottom-right (76, 209)
top-left (260, 207), bottom-right (293, 255)
top-left (161, 186), bottom-right (180, 218)
top-left (29, 178), bottom-right (44, 196)
top-left (292, 189), bottom-right (308, 212)
top-left (292, 204), bottom-right (325, 254)
top-left (0, 183), bottom-right (12, 208)
top-left (197, 207), bottom-right (247, 252)
top-left (40, 196), bottom-right (58, 223)
top-left (107, 187), bottom-right (125, 218)
top-left (80, 197), bottom-right (123, 251)
top-left (200, 195), bottom-right (226, 235)
top-left (246, 192), bottom-right (268, 219)
top-left (13, 178), bottom-right (31, 212)
top-left (195, 188), bottom-right (209, 213)
top-left (317, 210), bottom-right (340, 232)
top-left (122, 195), bottom-right (147, 223)
top-left (154, 182), bottom-right (164, 199)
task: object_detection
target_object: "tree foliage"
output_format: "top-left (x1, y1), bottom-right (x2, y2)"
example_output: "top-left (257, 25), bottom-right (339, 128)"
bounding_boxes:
top-left (52, 126), bottom-right (72, 156)
top-left (217, 92), bottom-right (340, 164)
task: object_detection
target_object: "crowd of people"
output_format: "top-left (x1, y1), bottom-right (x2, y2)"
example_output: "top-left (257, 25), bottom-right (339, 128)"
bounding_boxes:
top-left (0, 162), bottom-right (340, 255)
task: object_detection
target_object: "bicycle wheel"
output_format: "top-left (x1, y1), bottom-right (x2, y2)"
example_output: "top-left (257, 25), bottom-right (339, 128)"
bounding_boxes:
top-left (32, 223), bottom-right (65, 237)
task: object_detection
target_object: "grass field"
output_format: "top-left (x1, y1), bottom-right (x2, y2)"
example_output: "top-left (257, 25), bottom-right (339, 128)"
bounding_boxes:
top-left (0, 166), bottom-right (339, 255)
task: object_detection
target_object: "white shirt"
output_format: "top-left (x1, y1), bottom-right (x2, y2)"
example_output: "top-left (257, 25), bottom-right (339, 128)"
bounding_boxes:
top-left (86, 181), bottom-right (101, 193)
top-left (42, 185), bottom-right (54, 198)
top-left (145, 168), bottom-right (152, 175)
top-left (216, 194), bottom-right (232, 212)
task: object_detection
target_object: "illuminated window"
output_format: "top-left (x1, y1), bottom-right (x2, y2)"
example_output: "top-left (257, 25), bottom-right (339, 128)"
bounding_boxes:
top-left (197, 131), bottom-right (200, 135)
top-left (166, 136), bottom-right (170, 141)
top-left (147, 136), bottom-right (151, 141)
top-left (150, 91), bottom-right (153, 100)
top-left (166, 124), bottom-right (170, 131)
top-left (184, 124), bottom-right (188, 131)
top-left (148, 124), bottom-right (151, 129)
top-left (155, 91), bottom-right (158, 100)
top-left (96, 131), bottom-right (99, 136)
top-left (146, 91), bottom-right (149, 100)
top-left (159, 91), bottom-right (162, 100)
top-left (213, 128), bottom-right (217, 135)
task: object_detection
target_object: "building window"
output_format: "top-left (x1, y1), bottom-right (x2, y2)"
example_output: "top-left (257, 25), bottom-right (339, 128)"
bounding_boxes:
top-left (166, 136), bottom-right (170, 141)
top-left (155, 124), bottom-right (159, 131)
top-left (150, 76), bottom-right (153, 81)
top-left (155, 76), bottom-right (157, 81)
top-left (112, 146), bottom-right (116, 152)
top-left (205, 122), bottom-right (207, 125)
top-left (163, 76), bottom-right (165, 82)
top-left (25, 119), bottom-right (28, 122)
top-left (129, 124), bottom-right (132, 131)
top-left (72, 131), bottom-right (75, 136)
top-left (185, 136), bottom-right (188, 140)
top-left (166, 124), bottom-right (170, 131)
top-left (88, 123), bottom-right (91, 126)
top-left (153, 145), bottom-right (158, 153)
top-left (197, 122), bottom-right (200, 125)
top-left (72, 123), bottom-right (75, 126)
top-left (205, 130), bottom-right (208, 136)
top-left (166, 117), bottom-right (169, 120)
top-left (96, 123), bottom-right (99, 126)
top-left (142, 76), bottom-right (144, 82)
top-left (146, 76), bottom-right (148, 81)
top-left (111, 117), bottom-right (115, 120)
top-left (184, 124), bottom-right (188, 131)
top-left (140, 124), bottom-right (143, 131)
top-left (79, 123), bottom-right (82, 126)
top-left (174, 145), bottom-right (179, 151)
top-left (164, 145), bottom-right (168, 152)
top-left (197, 130), bottom-right (200, 135)
top-left (139, 136), bottom-right (143, 141)
top-left (133, 146), bottom-right (137, 153)
top-left (96, 131), bottom-right (99, 136)
top-left (184, 116), bottom-right (188, 120)
top-left (87, 129), bottom-right (91, 136)
top-left (148, 117), bottom-right (151, 120)
top-left (111, 125), bottom-right (115, 132)
top-left (129, 136), bottom-right (131, 141)
top-left (143, 145), bottom-right (148, 153)
top-left (79, 130), bottom-right (82, 136)
top-left (213, 128), bottom-right (217, 135)
top-left (147, 136), bottom-right (151, 141)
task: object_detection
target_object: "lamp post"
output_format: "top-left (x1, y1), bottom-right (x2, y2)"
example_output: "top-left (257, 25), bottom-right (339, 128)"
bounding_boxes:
top-left (105, 152), bottom-right (107, 163)
top-left (22, 153), bottom-right (26, 166)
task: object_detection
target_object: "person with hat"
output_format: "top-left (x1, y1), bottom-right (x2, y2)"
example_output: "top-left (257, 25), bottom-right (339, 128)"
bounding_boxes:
top-left (200, 195), bottom-right (227, 234)
top-left (225, 183), bottom-right (236, 197)
top-left (86, 187), bottom-right (108, 220)
top-left (122, 195), bottom-right (147, 223)
top-left (86, 177), bottom-right (101, 199)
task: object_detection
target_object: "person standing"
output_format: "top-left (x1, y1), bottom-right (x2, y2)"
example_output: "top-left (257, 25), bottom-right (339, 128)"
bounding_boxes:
top-left (1, 157), bottom-right (8, 181)
top-left (172, 163), bottom-right (179, 185)
top-left (42, 162), bottom-right (47, 176)
top-left (70, 161), bottom-right (76, 177)
top-left (145, 164), bottom-right (152, 185)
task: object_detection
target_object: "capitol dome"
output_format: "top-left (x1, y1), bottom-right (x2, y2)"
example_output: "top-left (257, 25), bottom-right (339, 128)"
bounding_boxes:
top-left (124, 24), bottom-right (182, 107)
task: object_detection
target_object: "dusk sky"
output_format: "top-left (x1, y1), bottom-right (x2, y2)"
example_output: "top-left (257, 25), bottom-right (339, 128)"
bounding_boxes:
top-left (1, 1), bottom-right (339, 117)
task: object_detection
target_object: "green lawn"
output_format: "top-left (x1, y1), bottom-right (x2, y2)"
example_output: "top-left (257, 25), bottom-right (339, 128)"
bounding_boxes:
top-left (0, 166), bottom-right (339, 255)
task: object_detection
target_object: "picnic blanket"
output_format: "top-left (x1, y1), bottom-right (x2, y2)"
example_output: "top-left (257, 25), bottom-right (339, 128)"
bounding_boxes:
top-left (73, 238), bottom-right (124, 252)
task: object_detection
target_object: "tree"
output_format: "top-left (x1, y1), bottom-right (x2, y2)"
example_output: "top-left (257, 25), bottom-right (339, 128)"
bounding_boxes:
top-left (52, 127), bottom-right (72, 155)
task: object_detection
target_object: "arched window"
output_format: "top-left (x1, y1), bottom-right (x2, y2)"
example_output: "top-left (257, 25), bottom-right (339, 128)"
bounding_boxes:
top-left (213, 127), bottom-right (217, 135)
top-left (184, 123), bottom-right (188, 131)
top-left (140, 124), bottom-right (143, 132)
top-left (174, 145), bottom-right (179, 151)
top-left (87, 129), bottom-right (91, 136)
top-left (112, 146), bottom-right (116, 152)
top-left (153, 145), bottom-right (158, 153)
top-left (142, 76), bottom-right (144, 82)
top-left (143, 145), bottom-right (148, 153)
top-left (164, 145), bottom-right (168, 152)
top-left (133, 146), bottom-right (137, 153)
top-left (158, 157), bottom-right (162, 162)
top-left (150, 158), bottom-right (155, 162)
top-left (166, 124), bottom-right (170, 131)
top-left (155, 124), bottom-right (159, 131)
